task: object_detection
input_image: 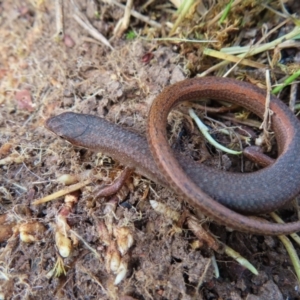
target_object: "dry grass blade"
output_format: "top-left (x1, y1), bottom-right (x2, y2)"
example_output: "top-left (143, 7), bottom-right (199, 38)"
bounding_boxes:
top-left (103, 0), bottom-right (162, 28)
top-left (32, 179), bottom-right (92, 205)
top-left (55, 0), bottom-right (64, 39)
top-left (204, 48), bottom-right (266, 69)
top-left (73, 14), bottom-right (114, 50)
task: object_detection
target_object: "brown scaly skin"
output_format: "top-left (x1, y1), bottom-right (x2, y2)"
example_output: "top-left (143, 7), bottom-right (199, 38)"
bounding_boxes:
top-left (46, 77), bottom-right (300, 235)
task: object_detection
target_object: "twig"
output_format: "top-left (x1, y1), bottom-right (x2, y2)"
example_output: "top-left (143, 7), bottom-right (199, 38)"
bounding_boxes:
top-left (113, 0), bottom-right (134, 37)
top-left (142, 37), bottom-right (216, 43)
top-left (215, 114), bottom-right (262, 128)
top-left (260, 70), bottom-right (272, 132)
top-left (73, 14), bottom-right (113, 50)
top-left (103, 0), bottom-right (161, 29)
top-left (32, 179), bottom-right (92, 205)
top-left (55, 0), bottom-right (64, 39)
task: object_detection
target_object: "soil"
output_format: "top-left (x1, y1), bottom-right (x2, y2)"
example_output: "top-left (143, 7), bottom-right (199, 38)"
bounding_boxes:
top-left (1, 1), bottom-right (300, 299)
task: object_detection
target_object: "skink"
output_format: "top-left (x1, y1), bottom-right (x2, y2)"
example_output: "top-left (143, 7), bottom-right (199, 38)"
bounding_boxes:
top-left (45, 77), bottom-right (300, 235)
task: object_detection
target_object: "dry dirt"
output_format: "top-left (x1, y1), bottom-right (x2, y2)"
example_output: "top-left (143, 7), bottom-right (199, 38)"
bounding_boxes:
top-left (1, 1), bottom-right (300, 299)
